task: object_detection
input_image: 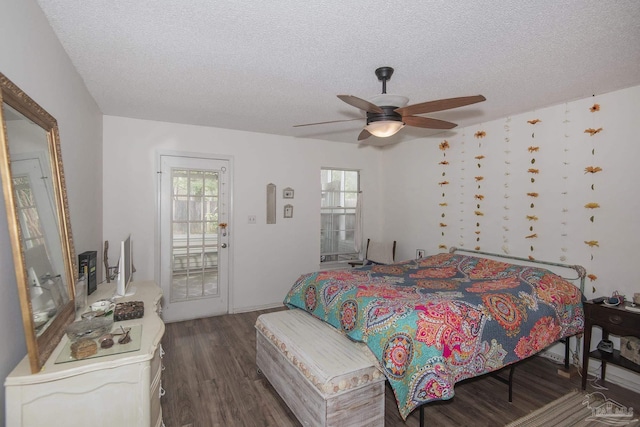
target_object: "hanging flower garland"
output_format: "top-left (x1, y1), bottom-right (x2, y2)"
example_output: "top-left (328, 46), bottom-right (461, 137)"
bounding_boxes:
top-left (559, 103), bottom-right (571, 262)
top-left (438, 140), bottom-right (450, 251)
top-left (502, 118), bottom-right (512, 254)
top-left (584, 101), bottom-right (603, 292)
top-left (526, 117), bottom-right (542, 260)
top-left (473, 129), bottom-right (486, 251)
top-left (458, 132), bottom-right (467, 249)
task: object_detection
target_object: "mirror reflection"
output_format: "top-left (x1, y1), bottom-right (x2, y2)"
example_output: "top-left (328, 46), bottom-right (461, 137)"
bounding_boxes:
top-left (0, 72), bottom-right (76, 373)
top-left (4, 104), bottom-right (70, 335)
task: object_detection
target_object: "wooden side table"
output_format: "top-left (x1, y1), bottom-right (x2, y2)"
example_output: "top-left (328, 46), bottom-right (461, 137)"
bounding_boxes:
top-left (581, 300), bottom-right (640, 390)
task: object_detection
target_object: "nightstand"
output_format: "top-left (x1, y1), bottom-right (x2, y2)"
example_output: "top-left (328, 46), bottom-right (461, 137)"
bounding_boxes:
top-left (581, 300), bottom-right (640, 390)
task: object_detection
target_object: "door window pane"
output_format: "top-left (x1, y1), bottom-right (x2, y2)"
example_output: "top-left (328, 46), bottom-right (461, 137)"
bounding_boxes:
top-left (170, 168), bottom-right (220, 302)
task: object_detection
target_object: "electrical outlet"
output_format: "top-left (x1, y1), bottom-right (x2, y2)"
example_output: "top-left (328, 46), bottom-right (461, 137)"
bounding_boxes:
top-left (416, 249), bottom-right (426, 259)
top-left (248, 215), bottom-right (257, 224)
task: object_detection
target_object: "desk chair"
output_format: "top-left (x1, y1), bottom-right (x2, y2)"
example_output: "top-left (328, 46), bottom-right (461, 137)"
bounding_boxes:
top-left (348, 239), bottom-right (396, 267)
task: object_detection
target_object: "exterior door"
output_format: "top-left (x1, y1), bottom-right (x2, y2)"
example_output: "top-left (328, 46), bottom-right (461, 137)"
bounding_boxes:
top-left (159, 154), bottom-right (230, 322)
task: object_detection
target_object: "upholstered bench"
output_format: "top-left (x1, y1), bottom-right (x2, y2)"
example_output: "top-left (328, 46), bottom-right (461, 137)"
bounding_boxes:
top-left (255, 309), bottom-right (385, 427)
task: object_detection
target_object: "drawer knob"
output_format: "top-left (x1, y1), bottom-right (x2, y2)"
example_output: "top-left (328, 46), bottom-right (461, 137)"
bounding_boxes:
top-left (608, 315), bottom-right (622, 324)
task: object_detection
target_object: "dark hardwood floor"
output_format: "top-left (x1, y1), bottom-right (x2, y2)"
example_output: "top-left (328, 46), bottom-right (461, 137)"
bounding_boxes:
top-left (160, 308), bottom-right (639, 427)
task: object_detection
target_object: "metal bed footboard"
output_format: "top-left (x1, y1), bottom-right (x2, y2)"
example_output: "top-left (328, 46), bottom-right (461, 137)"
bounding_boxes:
top-left (448, 247), bottom-right (586, 294)
top-left (416, 248), bottom-right (586, 427)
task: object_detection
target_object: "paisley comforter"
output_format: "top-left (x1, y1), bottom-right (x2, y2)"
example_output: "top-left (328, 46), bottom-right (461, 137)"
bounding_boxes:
top-left (283, 253), bottom-right (584, 419)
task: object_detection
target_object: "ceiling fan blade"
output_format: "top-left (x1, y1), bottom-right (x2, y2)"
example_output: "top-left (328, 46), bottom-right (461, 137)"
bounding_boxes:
top-left (403, 116), bottom-right (457, 130)
top-left (395, 95), bottom-right (486, 116)
top-left (358, 129), bottom-right (372, 141)
top-left (337, 95), bottom-right (384, 114)
top-left (293, 117), bottom-right (364, 128)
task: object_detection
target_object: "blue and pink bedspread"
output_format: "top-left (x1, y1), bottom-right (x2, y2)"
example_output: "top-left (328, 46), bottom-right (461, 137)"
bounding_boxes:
top-left (283, 253), bottom-right (584, 419)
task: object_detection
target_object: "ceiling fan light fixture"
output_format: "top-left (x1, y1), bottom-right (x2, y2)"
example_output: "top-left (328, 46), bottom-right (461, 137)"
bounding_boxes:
top-left (365, 120), bottom-right (405, 137)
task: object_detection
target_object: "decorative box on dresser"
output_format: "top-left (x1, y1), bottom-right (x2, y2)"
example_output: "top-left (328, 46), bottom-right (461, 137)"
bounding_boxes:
top-left (5, 280), bottom-right (165, 427)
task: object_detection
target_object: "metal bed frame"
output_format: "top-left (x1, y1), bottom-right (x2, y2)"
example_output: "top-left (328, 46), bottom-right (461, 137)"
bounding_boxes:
top-left (449, 247), bottom-right (586, 294)
top-left (415, 247), bottom-right (587, 427)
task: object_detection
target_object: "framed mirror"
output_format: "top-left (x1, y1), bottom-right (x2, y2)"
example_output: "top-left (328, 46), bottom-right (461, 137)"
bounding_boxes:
top-left (0, 73), bottom-right (76, 373)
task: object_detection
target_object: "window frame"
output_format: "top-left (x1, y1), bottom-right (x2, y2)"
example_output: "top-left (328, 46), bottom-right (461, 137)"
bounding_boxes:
top-left (320, 167), bottom-right (361, 265)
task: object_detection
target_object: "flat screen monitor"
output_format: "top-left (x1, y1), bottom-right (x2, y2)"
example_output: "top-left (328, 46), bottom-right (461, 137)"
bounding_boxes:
top-left (114, 234), bottom-right (135, 298)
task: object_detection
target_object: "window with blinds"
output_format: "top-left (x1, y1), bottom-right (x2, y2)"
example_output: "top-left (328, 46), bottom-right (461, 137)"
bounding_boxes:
top-left (12, 175), bottom-right (46, 250)
top-left (320, 168), bottom-right (360, 263)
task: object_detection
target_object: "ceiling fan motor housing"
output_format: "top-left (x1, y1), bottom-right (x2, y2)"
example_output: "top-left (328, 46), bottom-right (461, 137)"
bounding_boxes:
top-left (366, 106), bottom-right (403, 125)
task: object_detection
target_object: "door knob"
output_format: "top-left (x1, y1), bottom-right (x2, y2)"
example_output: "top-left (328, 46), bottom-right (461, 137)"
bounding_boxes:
top-left (221, 243), bottom-right (227, 248)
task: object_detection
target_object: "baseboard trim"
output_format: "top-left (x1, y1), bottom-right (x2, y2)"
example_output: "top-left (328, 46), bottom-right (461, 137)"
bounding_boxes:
top-left (233, 302), bottom-right (285, 314)
top-left (596, 365), bottom-right (640, 394)
top-left (541, 347), bottom-right (640, 394)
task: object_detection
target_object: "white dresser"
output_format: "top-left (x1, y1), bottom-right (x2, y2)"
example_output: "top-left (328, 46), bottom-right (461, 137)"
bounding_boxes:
top-left (5, 280), bottom-right (165, 427)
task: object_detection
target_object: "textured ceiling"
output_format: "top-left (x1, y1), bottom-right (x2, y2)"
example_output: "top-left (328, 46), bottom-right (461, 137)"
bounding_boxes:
top-left (36, 0), bottom-right (640, 145)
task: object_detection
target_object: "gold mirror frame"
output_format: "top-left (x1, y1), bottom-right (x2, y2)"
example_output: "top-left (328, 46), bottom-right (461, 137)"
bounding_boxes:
top-left (0, 73), bottom-right (76, 373)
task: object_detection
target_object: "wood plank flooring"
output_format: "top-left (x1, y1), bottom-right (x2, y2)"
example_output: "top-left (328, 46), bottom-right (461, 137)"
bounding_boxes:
top-left (160, 307), bottom-right (639, 427)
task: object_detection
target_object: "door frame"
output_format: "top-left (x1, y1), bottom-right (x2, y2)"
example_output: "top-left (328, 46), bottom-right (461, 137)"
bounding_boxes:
top-left (155, 149), bottom-right (234, 316)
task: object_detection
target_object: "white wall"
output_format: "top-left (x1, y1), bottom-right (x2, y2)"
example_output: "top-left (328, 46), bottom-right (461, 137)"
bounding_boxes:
top-left (102, 116), bottom-right (383, 312)
top-left (382, 84), bottom-right (640, 390)
top-left (0, 0), bottom-right (103, 423)
top-left (2, 0), bottom-right (638, 411)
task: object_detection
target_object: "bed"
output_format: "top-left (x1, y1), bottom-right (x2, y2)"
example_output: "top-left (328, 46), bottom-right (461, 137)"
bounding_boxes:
top-left (283, 249), bottom-right (585, 421)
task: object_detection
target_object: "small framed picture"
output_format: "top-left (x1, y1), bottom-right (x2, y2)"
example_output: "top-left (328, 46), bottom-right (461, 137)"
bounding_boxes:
top-left (283, 187), bottom-right (294, 199)
top-left (284, 204), bottom-right (293, 218)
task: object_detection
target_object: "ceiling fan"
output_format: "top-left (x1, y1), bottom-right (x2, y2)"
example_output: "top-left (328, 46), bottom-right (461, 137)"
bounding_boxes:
top-left (294, 67), bottom-right (486, 141)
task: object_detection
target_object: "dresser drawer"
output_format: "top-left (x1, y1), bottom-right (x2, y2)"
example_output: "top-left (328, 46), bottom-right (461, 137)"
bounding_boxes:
top-left (150, 376), bottom-right (163, 427)
top-left (585, 303), bottom-right (640, 336)
top-left (150, 344), bottom-right (165, 427)
top-left (150, 345), bottom-right (162, 382)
